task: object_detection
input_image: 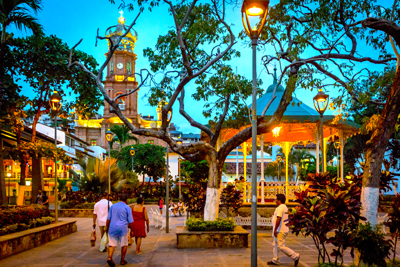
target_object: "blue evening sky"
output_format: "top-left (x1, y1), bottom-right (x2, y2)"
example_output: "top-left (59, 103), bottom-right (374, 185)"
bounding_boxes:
top-left (16, 0), bottom-right (393, 134)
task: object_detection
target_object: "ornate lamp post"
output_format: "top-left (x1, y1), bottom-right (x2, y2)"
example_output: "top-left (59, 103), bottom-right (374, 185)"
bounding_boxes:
top-left (242, 1), bottom-right (270, 263)
top-left (313, 89), bottom-right (329, 173)
top-left (178, 157), bottom-right (183, 199)
top-left (49, 90), bottom-right (62, 223)
top-left (130, 146), bottom-right (135, 172)
top-left (105, 129), bottom-right (114, 193)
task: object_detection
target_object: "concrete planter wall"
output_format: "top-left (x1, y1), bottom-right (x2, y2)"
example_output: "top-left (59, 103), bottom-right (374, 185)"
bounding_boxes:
top-left (55, 204), bottom-right (135, 218)
top-left (0, 220), bottom-right (77, 259)
top-left (58, 209), bottom-right (94, 217)
top-left (176, 226), bottom-right (249, 249)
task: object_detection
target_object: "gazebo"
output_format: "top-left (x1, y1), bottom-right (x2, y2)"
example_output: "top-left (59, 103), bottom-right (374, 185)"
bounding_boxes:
top-left (218, 70), bottom-right (360, 203)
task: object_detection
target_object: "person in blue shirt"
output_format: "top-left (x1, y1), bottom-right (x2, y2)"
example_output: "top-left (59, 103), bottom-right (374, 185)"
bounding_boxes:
top-left (105, 194), bottom-right (134, 267)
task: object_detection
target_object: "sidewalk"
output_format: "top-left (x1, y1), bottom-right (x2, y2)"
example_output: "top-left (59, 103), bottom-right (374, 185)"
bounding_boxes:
top-left (0, 205), bottom-right (392, 267)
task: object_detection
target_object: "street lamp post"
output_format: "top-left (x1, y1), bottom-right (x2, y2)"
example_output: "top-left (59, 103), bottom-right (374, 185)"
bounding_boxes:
top-left (178, 157), bottom-right (183, 199)
top-left (49, 90), bottom-right (62, 223)
top-left (241, 1), bottom-right (270, 266)
top-left (105, 129), bottom-right (114, 194)
top-left (313, 89), bottom-right (329, 173)
top-left (130, 146), bottom-right (135, 172)
top-left (166, 141), bottom-right (170, 233)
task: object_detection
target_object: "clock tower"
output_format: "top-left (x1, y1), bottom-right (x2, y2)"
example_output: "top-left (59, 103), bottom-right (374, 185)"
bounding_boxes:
top-left (101, 12), bottom-right (140, 145)
top-left (75, 12), bottom-right (166, 149)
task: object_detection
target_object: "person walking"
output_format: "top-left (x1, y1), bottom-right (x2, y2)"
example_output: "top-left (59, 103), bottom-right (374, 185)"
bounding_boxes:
top-left (36, 190), bottom-right (43, 204)
top-left (105, 194), bottom-right (134, 267)
top-left (131, 197), bottom-right (149, 254)
top-left (267, 194), bottom-right (300, 266)
top-left (93, 192), bottom-right (112, 252)
top-left (42, 191), bottom-right (49, 207)
top-left (158, 197), bottom-right (163, 215)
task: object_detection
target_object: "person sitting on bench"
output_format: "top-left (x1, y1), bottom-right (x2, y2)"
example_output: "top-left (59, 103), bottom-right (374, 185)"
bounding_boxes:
top-left (177, 199), bottom-right (185, 216)
top-left (168, 199), bottom-right (178, 216)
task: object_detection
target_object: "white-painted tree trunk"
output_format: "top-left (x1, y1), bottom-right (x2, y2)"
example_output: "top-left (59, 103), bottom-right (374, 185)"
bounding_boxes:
top-left (204, 187), bottom-right (219, 221)
top-left (361, 187), bottom-right (379, 226)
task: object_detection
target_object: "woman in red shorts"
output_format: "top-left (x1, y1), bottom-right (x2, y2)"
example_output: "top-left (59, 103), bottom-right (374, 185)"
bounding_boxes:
top-left (131, 197), bottom-right (149, 254)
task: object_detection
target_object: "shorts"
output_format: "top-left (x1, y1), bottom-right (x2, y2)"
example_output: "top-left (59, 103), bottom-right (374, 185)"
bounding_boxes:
top-left (108, 235), bottom-right (128, 247)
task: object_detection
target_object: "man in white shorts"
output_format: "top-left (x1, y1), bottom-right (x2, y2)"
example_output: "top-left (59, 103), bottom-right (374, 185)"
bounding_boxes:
top-left (93, 192), bottom-right (112, 252)
top-left (105, 194), bottom-right (134, 267)
top-left (267, 194), bottom-right (300, 266)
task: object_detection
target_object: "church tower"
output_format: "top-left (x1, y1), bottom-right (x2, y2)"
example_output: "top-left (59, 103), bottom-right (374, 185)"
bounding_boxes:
top-left (100, 12), bottom-right (140, 147)
top-left (75, 12), bottom-right (166, 149)
top-left (102, 11), bottom-right (139, 125)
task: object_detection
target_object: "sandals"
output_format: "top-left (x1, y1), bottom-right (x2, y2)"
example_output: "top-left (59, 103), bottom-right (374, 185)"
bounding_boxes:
top-left (107, 259), bottom-right (116, 267)
top-left (120, 260), bottom-right (128, 265)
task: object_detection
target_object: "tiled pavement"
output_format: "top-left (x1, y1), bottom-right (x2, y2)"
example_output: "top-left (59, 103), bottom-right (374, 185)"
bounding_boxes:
top-left (1, 205), bottom-right (399, 267)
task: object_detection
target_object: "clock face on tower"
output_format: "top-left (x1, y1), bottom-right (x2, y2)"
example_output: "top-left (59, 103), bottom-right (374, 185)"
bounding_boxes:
top-left (117, 63), bottom-right (124, 69)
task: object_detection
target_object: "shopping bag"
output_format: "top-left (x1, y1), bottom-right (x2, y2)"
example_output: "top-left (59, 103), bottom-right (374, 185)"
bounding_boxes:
top-left (90, 229), bottom-right (96, 247)
top-left (128, 231), bottom-right (133, 247)
top-left (99, 232), bottom-right (109, 251)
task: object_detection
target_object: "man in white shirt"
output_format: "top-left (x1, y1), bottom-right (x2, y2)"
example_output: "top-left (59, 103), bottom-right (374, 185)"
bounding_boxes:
top-left (93, 192), bottom-right (112, 252)
top-left (268, 194), bottom-right (300, 266)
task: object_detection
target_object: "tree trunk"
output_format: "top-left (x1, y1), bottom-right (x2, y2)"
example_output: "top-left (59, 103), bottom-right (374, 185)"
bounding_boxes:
top-left (31, 156), bottom-right (44, 204)
top-left (0, 137), bottom-right (6, 205)
top-left (204, 152), bottom-right (224, 221)
top-left (31, 112), bottom-right (42, 143)
top-left (361, 70), bottom-right (400, 225)
top-left (20, 154), bottom-right (28, 186)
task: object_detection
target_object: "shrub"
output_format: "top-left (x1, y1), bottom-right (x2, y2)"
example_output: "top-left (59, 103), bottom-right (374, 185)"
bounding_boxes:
top-left (182, 182), bottom-right (207, 215)
top-left (185, 218), bottom-right (236, 231)
top-left (288, 172), bottom-right (365, 265)
top-left (220, 183), bottom-right (243, 217)
top-left (351, 223), bottom-right (392, 267)
top-left (0, 205), bottom-right (50, 228)
top-left (385, 194), bottom-right (400, 265)
top-left (0, 216), bottom-right (54, 236)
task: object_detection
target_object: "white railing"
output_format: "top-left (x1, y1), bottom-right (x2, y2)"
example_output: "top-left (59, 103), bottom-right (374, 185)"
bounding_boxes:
top-left (241, 181), bottom-right (306, 203)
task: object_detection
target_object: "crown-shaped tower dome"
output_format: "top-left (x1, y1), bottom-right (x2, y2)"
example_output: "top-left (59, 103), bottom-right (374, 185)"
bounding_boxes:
top-left (105, 11), bottom-right (138, 53)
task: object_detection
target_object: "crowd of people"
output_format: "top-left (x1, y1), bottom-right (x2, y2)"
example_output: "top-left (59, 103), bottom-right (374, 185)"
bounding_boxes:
top-left (93, 192), bottom-right (149, 267)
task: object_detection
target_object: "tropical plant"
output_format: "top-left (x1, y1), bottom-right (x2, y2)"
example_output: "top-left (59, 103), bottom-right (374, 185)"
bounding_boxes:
top-left (110, 124), bottom-right (139, 150)
top-left (385, 194), bottom-right (400, 265)
top-left (352, 223), bottom-right (393, 267)
top-left (287, 172), bottom-right (365, 265)
top-left (180, 160), bottom-right (209, 184)
top-left (220, 183), bottom-right (243, 217)
top-left (182, 181), bottom-right (207, 216)
top-left (68, 156), bottom-right (122, 193)
top-left (264, 161), bottom-right (295, 181)
top-left (0, 0), bottom-right (44, 105)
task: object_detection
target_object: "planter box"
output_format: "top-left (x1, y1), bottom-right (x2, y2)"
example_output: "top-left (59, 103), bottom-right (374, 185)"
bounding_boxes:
top-left (58, 209), bottom-right (94, 217)
top-left (0, 219), bottom-right (77, 259)
top-left (176, 226), bottom-right (249, 249)
top-left (55, 204), bottom-right (135, 218)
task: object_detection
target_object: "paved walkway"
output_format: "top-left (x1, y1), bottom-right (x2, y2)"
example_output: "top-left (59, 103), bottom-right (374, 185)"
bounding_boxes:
top-left (1, 205), bottom-right (397, 267)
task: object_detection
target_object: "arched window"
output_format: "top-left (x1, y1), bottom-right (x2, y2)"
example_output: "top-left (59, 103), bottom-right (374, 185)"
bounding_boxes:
top-left (115, 93), bottom-right (125, 110)
top-left (127, 62), bottom-right (131, 74)
top-left (110, 60), bottom-right (114, 74)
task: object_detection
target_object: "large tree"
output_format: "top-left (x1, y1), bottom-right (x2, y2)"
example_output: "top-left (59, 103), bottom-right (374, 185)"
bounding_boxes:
top-left (0, 0), bottom-right (43, 111)
top-left (11, 34), bottom-right (102, 143)
top-left (69, 0), bottom-right (298, 220)
top-left (262, 0), bottom-right (400, 224)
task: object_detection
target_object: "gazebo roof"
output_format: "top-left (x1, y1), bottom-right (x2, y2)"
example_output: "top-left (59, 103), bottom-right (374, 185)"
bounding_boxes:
top-left (216, 72), bottom-right (361, 144)
top-left (254, 69), bottom-right (320, 121)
